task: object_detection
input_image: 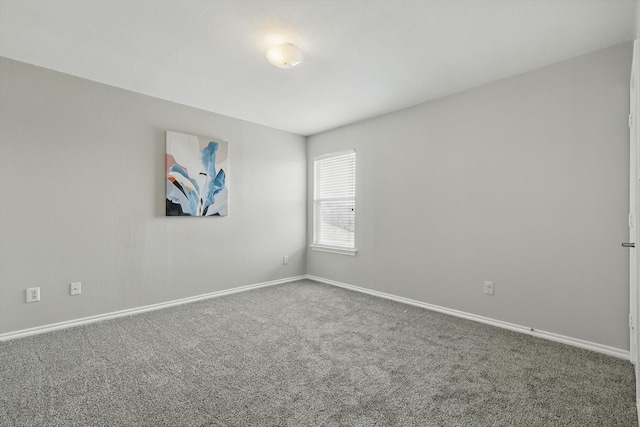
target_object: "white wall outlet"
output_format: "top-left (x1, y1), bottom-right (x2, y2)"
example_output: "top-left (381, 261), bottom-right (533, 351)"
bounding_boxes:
top-left (483, 281), bottom-right (494, 296)
top-left (26, 287), bottom-right (40, 303)
top-left (70, 282), bottom-right (81, 296)
top-left (283, 255), bottom-right (289, 265)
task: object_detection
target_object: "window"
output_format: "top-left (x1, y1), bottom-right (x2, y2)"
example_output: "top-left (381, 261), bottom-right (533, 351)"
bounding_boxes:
top-left (311, 150), bottom-right (356, 255)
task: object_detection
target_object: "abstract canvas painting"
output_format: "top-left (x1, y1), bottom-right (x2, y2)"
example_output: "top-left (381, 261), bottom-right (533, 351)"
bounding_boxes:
top-left (166, 131), bottom-right (228, 216)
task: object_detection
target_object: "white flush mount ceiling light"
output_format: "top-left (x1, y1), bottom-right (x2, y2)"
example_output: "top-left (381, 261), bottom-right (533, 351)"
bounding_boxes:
top-left (266, 43), bottom-right (304, 68)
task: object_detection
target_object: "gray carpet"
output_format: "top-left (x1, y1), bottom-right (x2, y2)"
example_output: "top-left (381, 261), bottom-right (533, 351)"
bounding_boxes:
top-left (0, 280), bottom-right (636, 426)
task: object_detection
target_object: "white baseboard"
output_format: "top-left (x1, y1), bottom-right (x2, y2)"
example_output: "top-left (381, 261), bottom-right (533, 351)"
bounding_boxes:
top-left (306, 275), bottom-right (630, 360)
top-left (2, 274), bottom-right (631, 361)
top-left (0, 275), bottom-right (307, 342)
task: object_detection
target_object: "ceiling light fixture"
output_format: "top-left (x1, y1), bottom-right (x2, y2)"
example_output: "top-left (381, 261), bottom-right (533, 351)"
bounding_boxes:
top-left (266, 43), bottom-right (304, 69)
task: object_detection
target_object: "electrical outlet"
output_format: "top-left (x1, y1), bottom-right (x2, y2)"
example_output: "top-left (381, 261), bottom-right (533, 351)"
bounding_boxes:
top-left (283, 255), bottom-right (289, 265)
top-left (70, 282), bottom-right (81, 296)
top-left (26, 287), bottom-right (40, 303)
top-left (483, 281), bottom-right (494, 296)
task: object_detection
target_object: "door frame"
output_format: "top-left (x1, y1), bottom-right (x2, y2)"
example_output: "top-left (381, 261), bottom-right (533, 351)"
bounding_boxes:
top-left (630, 39), bottom-right (640, 417)
top-left (630, 39), bottom-right (638, 367)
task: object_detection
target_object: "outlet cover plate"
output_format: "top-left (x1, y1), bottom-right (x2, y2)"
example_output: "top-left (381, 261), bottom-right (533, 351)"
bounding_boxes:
top-left (26, 287), bottom-right (40, 303)
top-left (483, 281), bottom-right (494, 296)
top-left (70, 282), bottom-right (81, 296)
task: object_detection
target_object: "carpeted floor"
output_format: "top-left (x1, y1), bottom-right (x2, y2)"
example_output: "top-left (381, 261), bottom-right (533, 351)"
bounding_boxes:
top-left (0, 280), bottom-right (637, 426)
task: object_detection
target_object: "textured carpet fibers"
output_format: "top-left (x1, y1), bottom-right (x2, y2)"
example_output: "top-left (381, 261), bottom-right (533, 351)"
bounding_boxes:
top-left (0, 280), bottom-right (636, 426)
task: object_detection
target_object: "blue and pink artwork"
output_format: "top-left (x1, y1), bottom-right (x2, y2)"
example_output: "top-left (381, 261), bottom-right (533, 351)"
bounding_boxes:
top-left (166, 131), bottom-right (229, 216)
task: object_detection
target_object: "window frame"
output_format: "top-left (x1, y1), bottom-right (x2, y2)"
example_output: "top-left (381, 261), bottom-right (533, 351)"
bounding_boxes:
top-left (310, 149), bottom-right (357, 256)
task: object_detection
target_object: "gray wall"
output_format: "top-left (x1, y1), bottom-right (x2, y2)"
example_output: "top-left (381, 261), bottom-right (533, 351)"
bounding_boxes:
top-left (1, 43), bottom-right (633, 350)
top-left (0, 58), bottom-right (307, 335)
top-left (307, 43), bottom-right (632, 350)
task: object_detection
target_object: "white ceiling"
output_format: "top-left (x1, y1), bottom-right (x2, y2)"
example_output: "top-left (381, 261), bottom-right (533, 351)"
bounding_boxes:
top-left (0, 0), bottom-right (637, 136)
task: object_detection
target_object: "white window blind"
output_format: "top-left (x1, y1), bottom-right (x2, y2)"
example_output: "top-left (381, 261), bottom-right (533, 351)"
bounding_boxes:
top-left (313, 150), bottom-right (356, 252)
